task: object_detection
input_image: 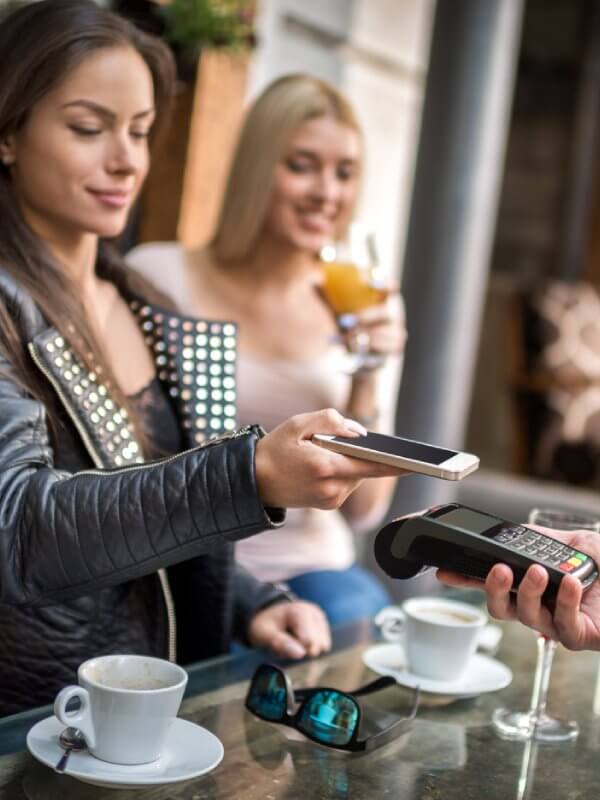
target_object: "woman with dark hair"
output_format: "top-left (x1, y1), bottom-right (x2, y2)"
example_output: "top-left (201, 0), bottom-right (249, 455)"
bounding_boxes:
top-left (0, 0), bottom-right (404, 716)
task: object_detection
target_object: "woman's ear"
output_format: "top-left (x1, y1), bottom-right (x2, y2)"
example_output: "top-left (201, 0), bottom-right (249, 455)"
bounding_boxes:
top-left (0, 136), bottom-right (16, 166)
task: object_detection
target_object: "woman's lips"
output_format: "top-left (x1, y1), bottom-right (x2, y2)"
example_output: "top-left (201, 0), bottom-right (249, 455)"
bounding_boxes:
top-left (88, 189), bottom-right (131, 209)
top-left (298, 212), bottom-right (335, 234)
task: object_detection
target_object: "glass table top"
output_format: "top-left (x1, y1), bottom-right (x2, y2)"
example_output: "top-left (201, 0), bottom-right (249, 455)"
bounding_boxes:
top-left (0, 615), bottom-right (599, 799)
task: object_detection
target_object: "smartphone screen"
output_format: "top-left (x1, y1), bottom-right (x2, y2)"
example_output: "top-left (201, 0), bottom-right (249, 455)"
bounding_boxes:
top-left (333, 432), bottom-right (457, 465)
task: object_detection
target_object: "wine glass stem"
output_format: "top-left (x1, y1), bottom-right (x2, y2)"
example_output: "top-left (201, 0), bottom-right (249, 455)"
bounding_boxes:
top-left (529, 636), bottom-right (557, 725)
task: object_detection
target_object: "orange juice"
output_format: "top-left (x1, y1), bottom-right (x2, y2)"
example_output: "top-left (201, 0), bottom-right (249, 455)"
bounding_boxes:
top-left (321, 261), bottom-right (388, 315)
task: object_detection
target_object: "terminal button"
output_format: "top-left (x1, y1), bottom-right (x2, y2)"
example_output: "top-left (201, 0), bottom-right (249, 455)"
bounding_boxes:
top-left (560, 562), bottom-right (576, 572)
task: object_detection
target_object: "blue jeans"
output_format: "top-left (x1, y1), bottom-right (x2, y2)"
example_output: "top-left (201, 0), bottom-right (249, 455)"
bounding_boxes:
top-left (287, 565), bottom-right (391, 626)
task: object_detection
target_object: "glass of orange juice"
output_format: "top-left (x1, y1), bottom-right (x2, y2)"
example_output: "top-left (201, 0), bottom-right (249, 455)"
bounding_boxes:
top-left (320, 225), bottom-right (390, 372)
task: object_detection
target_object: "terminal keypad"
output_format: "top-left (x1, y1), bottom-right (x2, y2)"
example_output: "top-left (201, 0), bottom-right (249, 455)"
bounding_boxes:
top-left (492, 526), bottom-right (589, 574)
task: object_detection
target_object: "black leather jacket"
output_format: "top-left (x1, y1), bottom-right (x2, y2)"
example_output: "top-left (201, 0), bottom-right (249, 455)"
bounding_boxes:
top-left (0, 270), bottom-right (286, 716)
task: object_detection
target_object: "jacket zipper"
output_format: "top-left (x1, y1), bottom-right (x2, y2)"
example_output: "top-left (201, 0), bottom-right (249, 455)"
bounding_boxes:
top-left (58, 426), bottom-right (258, 479)
top-left (28, 341), bottom-right (187, 663)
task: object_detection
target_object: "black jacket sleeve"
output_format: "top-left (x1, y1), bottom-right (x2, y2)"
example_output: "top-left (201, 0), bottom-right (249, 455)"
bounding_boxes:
top-left (0, 351), bottom-right (285, 607)
top-left (232, 563), bottom-right (296, 642)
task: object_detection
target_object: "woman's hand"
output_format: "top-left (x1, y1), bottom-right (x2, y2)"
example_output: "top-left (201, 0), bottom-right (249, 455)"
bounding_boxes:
top-left (342, 293), bottom-right (406, 360)
top-left (437, 526), bottom-right (600, 651)
top-left (247, 600), bottom-right (331, 659)
top-left (254, 408), bottom-right (408, 510)
top-left (343, 294), bottom-right (405, 429)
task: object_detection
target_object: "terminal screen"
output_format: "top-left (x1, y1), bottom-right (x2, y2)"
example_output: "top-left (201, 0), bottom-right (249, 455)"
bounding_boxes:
top-left (435, 507), bottom-right (504, 537)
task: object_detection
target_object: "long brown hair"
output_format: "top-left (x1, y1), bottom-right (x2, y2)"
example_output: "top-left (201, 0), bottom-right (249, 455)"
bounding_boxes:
top-left (211, 74), bottom-right (362, 262)
top-left (0, 0), bottom-right (176, 450)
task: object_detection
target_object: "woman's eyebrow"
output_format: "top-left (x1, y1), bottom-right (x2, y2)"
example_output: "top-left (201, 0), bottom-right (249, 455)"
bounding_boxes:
top-left (59, 99), bottom-right (155, 119)
top-left (288, 148), bottom-right (319, 159)
top-left (290, 149), bottom-right (358, 162)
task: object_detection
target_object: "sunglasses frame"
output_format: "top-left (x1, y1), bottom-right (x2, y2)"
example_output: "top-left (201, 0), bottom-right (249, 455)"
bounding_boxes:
top-left (245, 663), bottom-right (419, 752)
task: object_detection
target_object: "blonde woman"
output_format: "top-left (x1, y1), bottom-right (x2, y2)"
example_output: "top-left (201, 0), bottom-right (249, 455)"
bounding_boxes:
top-left (128, 75), bottom-right (406, 624)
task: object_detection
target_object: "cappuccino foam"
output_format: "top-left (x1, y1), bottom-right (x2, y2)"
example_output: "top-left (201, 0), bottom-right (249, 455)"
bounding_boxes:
top-left (84, 666), bottom-right (173, 691)
top-left (413, 606), bottom-right (479, 626)
top-left (96, 676), bottom-right (172, 691)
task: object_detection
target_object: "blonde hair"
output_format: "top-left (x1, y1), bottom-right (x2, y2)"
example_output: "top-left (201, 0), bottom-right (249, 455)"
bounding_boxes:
top-left (211, 74), bottom-right (362, 262)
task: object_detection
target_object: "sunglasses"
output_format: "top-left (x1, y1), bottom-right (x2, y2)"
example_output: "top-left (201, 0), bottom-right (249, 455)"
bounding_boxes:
top-left (245, 663), bottom-right (419, 752)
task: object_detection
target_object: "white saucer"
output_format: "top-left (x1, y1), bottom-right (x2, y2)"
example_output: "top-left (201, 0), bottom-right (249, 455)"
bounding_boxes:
top-left (26, 715), bottom-right (224, 789)
top-left (363, 643), bottom-right (512, 697)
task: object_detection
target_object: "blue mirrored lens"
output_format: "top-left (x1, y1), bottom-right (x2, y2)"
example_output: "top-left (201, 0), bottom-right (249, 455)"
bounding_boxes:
top-left (247, 667), bottom-right (287, 721)
top-left (296, 690), bottom-right (358, 746)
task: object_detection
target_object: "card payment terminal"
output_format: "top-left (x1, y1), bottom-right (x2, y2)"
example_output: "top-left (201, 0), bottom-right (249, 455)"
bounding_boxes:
top-left (374, 503), bottom-right (598, 603)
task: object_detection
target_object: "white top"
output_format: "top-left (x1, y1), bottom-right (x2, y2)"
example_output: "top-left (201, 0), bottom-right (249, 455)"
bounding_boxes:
top-left (127, 242), bottom-right (401, 581)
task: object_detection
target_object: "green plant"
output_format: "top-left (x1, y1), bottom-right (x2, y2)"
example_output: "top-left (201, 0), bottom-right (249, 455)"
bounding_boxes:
top-left (162, 0), bottom-right (255, 53)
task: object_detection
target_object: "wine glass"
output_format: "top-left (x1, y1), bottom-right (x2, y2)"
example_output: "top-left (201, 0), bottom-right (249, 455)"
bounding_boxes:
top-left (319, 223), bottom-right (390, 373)
top-left (492, 508), bottom-right (600, 743)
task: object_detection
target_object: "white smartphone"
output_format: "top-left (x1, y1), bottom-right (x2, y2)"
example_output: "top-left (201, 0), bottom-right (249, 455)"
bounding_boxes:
top-left (312, 431), bottom-right (480, 480)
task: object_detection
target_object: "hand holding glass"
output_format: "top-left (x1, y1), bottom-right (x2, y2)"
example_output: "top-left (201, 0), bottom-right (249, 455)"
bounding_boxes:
top-left (319, 225), bottom-right (392, 373)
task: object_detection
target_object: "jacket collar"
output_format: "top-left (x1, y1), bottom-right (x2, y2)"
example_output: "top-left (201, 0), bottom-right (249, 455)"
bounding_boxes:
top-left (27, 298), bottom-right (238, 469)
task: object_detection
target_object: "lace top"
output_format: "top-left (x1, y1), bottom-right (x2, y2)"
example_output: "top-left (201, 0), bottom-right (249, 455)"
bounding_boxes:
top-left (129, 376), bottom-right (182, 459)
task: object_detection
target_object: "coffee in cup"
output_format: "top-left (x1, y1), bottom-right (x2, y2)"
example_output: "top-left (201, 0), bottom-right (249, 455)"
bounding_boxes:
top-left (377, 597), bottom-right (487, 681)
top-left (54, 654), bottom-right (188, 765)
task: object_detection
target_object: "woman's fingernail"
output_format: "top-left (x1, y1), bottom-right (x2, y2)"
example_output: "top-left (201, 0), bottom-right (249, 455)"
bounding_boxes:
top-left (344, 418), bottom-right (368, 436)
top-left (285, 640), bottom-right (306, 659)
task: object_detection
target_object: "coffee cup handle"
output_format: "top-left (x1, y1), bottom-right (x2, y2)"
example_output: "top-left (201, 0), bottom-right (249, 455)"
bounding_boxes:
top-left (374, 606), bottom-right (406, 642)
top-left (54, 686), bottom-right (96, 749)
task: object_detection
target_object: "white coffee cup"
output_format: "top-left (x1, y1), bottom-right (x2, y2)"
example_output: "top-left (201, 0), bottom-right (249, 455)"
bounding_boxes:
top-left (376, 597), bottom-right (487, 681)
top-left (54, 654), bottom-right (188, 765)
